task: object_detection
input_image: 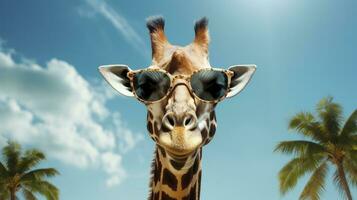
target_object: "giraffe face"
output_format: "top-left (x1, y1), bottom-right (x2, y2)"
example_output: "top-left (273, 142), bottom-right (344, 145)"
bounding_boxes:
top-left (99, 17), bottom-right (256, 158)
top-left (145, 48), bottom-right (217, 157)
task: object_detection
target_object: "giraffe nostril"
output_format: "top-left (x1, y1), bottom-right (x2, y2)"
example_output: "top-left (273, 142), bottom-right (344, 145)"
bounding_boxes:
top-left (183, 113), bottom-right (197, 130)
top-left (162, 113), bottom-right (175, 131)
top-left (167, 115), bottom-right (175, 127)
top-left (184, 116), bottom-right (192, 126)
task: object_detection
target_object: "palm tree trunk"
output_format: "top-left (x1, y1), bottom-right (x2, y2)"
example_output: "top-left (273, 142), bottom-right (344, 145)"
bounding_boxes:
top-left (10, 187), bottom-right (16, 200)
top-left (337, 162), bottom-right (353, 200)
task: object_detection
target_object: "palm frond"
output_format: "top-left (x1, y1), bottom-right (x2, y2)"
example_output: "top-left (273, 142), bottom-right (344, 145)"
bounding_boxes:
top-left (23, 181), bottom-right (59, 200)
top-left (340, 109), bottom-right (357, 137)
top-left (279, 155), bottom-right (323, 195)
top-left (347, 149), bottom-right (357, 161)
top-left (289, 112), bottom-right (327, 143)
top-left (299, 161), bottom-right (328, 200)
top-left (21, 168), bottom-right (59, 182)
top-left (0, 161), bottom-right (8, 178)
top-left (333, 164), bottom-right (353, 200)
top-left (0, 182), bottom-right (10, 200)
top-left (335, 135), bottom-right (357, 151)
top-left (18, 149), bottom-right (45, 173)
top-left (353, 135), bottom-right (357, 150)
top-left (22, 188), bottom-right (37, 200)
top-left (274, 140), bottom-right (326, 157)
top-left (2, 141), bottom-right (21, 175)
top-left (344, 150), bottom-right (357, 186)
top-left (316, 96), bottom-right (342, 137)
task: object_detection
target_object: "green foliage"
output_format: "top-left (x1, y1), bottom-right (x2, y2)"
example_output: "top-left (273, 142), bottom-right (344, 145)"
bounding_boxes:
top-left (344, 150), bottom-right (357, 186)
top-left (276, 97), bottom-right (357, 200)
top-left (23, 180), bottom-right (59, 200)
top-left (279, 155), bottom-right (323, 195)
top-left (316, 96), bottom-right (343, 137)
top-left (288, 112), bottom-right (327, 143)
top-left (274, 140), bottom-right (326, 157)
top-left (341, 110), bottom-right (357, 137)
top-left (17, 149), bottom-right (45, 174)
top-left (299, 162), bottom-right (328, 200)
top-left (2, 141), bottom-right (21, 176)
top-left (22, 188), bottom-right (37, 200)
top-left (0, 141), bottom-right (59, 200)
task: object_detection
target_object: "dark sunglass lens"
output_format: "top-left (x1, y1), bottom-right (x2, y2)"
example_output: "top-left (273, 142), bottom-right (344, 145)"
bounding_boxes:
top-left (190, 70), bottom-right (228, 101)
top-left (133, 71), bottom-right (170, 101)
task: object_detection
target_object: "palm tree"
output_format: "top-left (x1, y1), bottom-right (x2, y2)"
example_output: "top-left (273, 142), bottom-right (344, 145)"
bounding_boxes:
top-left (275, 97), bottom-right (357, 200)
top-left (0, 141), bottom-right (59, 200)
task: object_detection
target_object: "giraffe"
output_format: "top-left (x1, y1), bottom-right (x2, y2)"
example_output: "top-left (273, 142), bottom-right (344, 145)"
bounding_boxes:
top-left (99, 16), bottom-right (256, 200)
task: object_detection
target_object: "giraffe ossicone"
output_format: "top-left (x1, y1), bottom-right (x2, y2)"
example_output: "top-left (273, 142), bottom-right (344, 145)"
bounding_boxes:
top-left (99, 16), bottom-right (256, 200)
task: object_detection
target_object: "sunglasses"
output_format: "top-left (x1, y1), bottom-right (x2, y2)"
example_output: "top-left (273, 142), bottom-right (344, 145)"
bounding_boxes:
top-left (126, 67), bottom-right (234, 104)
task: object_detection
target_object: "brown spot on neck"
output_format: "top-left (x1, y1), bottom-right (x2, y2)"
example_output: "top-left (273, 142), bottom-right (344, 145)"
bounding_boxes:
top-left (149, 148), bottom-right (202, 200)
top-left (181, 155), bottom-right (200, 189)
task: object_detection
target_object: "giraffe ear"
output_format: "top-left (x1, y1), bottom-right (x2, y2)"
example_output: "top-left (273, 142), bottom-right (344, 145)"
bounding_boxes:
top-left (226, 65), bottom-right (256, 98)
top-left (98, 64), bottom-right (134, 97)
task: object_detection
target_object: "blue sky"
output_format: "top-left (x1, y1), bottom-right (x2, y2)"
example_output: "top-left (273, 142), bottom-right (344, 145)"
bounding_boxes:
top-left (0, 0), bottom-right (356, 199)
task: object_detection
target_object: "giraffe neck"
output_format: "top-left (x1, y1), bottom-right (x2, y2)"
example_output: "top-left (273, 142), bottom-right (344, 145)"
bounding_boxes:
top-left (149, 147), bottom-right (202, 200)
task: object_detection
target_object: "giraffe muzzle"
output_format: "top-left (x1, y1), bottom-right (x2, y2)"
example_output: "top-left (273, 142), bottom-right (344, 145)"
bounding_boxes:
top-left (159, 112), bottom-right (202, 154)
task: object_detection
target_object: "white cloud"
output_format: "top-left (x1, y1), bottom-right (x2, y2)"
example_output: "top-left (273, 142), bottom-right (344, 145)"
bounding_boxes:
top-left (0, 50), bottom-right (15, 67)
top-left (101, 152), bottom-right (126, 187)
top-left (80, 0), bottom-right (148, 55)
top-left (0, 46), bottom-right (143, 186)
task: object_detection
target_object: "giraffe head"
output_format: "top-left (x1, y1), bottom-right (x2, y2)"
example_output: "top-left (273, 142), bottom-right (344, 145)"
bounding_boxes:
top-left (99, 17), bottom-right (256, 159)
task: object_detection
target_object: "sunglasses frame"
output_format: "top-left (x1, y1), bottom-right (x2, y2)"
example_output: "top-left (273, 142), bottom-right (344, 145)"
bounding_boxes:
top-left (127, 67), bottom-right (234, 104)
